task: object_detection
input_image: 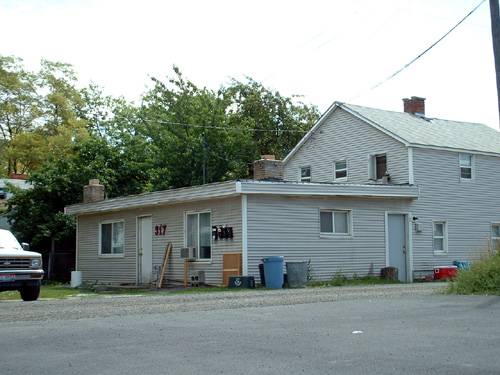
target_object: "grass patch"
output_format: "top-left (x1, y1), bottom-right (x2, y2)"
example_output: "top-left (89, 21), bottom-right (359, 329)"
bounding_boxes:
top-left (1, 274), bottom-right (402, 301)
top-left (446, 251), bottom-right (500, 295)
top-left (0, 284), bottom-right (88, 301)
top-left (0, 284), bottom-right (256, 301)
top-left (308, 274), bottom-right (399, 288)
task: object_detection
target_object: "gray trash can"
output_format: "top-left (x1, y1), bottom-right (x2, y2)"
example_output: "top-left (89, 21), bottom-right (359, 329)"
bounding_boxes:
top-left (286, 261), bottom-right (308, 288)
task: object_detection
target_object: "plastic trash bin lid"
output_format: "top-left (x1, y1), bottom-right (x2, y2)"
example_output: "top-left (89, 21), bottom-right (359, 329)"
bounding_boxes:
top-left (263, 256), bottom-right (284, 263)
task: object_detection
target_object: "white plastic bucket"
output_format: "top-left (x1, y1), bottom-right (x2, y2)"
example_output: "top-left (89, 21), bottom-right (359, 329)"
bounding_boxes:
top-left (70, 271), bottom-right (82, 288)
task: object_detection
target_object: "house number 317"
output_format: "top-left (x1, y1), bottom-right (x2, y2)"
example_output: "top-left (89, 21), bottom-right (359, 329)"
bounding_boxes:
top-left (155, 224), bottom-right (167, 235)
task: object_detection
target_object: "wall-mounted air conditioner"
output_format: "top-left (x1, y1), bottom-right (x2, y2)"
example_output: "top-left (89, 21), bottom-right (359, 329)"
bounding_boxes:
top-left (180, 247), bottom-right (197, 260)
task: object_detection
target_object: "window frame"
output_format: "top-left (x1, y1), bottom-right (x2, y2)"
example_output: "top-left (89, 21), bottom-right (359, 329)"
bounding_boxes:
top-left (491, 223), bottom-right (500, 251)
top-left (432, 221), bottom-right (448, 255)
top-left (333, 159), bottom-right (348, 182)
top-left (368, 153), bottom-right (388, 180)
top-left (319, 209), bottom-right (353, 237)
top-left (299, 166), bottom-right (311, 182)
top-left (184, 210), bottom-right (212, 262)
top-left (459, 153), bottom-right (474, 181)
top-left (98, 219), bottom-right (125, 257)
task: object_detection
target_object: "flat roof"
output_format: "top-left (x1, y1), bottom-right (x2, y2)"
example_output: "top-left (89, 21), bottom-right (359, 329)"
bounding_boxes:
top-left (64, 180), bottom-right (419, 216)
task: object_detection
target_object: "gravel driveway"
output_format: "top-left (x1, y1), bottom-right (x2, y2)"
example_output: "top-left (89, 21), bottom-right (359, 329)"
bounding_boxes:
top-left (0, 283), bottom-right (444, 322)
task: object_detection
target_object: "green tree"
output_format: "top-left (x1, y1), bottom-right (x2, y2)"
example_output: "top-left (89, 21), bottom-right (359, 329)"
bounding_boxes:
top-left (139, 67), bottom-right (318, 190)
top-left (223, 78), bottom-right (319, 159)
top-left (0, 56), bottom-right (41, 175)
top-left (6, 135), bottom-right (152, 250)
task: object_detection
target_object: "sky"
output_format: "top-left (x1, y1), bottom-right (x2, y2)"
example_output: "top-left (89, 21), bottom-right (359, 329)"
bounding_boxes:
top-left (1, 0), bottom-right (498, 128)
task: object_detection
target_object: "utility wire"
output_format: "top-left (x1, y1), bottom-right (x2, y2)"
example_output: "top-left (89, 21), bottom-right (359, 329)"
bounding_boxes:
top-left (350, 0), bottom-right (486, 100)
top-left (144, 118), bottom-right (310, 133)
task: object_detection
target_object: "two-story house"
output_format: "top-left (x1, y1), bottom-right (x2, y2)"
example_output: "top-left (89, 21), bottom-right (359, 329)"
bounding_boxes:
top-left (65, 97), bottom-right (500, 285)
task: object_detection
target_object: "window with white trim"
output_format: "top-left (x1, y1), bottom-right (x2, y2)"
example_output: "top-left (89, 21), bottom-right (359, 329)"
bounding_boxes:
top-left (491, 224), bottom-right (500, 251)
top-left (100, 221), bottom-right (124, 255)
top-left (334, 160), bottom-right (347, 181)
top-left (459, 153), bottom-right (473, 180)
top-left (186, 211), bottom-right (212, 260)
top-left (300, 166), bottom-right (311, 182)
top-left (320, 210), bottom-right (351, 235)
top-left (433, 221), bottom-right (447, 253)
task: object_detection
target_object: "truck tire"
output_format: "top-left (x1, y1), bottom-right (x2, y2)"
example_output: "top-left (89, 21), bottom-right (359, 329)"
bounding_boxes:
top-left (20, 283), bottom-right (41, 301)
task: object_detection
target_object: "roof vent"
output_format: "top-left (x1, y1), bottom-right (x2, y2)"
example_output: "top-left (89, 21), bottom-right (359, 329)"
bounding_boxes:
top-left (403, 96), bottom-right (425, 117)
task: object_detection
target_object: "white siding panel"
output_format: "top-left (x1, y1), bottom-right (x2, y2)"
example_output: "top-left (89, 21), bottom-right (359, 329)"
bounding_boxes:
top-left (410, 148), bottom-right (500, 270)
top-left (77, 197), bottom-right (242, 286)
top-left (246, 195), bottom-right (413, 282)
top-left (284, 108), bottom-right (409, 184)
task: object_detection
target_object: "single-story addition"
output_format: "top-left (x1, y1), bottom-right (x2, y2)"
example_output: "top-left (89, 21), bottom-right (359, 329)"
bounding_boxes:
top-left (64, 178), bottom-right (418, 286)
top-left (65, 97), bottom-right (500, 286)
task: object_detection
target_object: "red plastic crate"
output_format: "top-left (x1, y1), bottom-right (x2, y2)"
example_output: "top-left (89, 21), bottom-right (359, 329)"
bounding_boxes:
top-left (434, 266), bottom-right (458, 280)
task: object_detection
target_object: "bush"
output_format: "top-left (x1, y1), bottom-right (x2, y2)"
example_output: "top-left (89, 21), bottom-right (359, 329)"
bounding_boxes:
top-left (447, 251), bottom-right (500, 295)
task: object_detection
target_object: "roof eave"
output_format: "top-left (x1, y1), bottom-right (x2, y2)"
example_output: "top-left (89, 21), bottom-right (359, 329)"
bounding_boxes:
top-left (409, 143), bottom-right (500, 157)
top-left (239, 181), bottom-right (419, 199)
top-left (64, 181), bottom-right (239, 216)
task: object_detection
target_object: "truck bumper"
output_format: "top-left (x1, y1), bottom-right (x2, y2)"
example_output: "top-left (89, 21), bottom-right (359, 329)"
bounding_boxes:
top-left (0, 269), bottom-right (44, 291)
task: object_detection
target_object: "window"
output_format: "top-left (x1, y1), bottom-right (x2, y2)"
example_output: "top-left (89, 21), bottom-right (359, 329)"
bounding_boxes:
top-left (186, 212), bottom-right (211, 260)
top-left (334, 160), bottom-right (347, 181)
top-left (433, 221), bottom-right (447, 253)
top-left (100, 221), bottom-right (124, 255)
top-left (369, 154), bottom-right (387, 180)
top-left (492, 224), bottom-right (500, 251)
top-left (459, 153), bottom-right (473, 180)
top-left (320, 210), bottom-right (351, 235)
top-left (300, 166), bottom-right (311, 182)
top-left (375, 154), bottom-right (387, 180)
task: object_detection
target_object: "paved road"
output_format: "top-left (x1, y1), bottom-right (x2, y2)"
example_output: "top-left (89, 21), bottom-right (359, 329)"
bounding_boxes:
top-left (1, 284), bottom-right (499, 375)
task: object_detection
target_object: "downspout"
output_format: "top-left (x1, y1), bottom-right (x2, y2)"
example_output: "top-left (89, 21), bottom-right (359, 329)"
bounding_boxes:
top-left (237, 181), bottom-right (248, 276)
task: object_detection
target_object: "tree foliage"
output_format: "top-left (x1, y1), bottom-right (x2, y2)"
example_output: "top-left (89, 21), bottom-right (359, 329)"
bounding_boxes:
top-left (2, 57), bottom-right (319, 251)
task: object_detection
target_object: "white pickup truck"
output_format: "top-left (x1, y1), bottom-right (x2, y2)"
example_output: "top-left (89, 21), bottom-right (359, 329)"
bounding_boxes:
top-left (0, 229), bottom-right (44, 301)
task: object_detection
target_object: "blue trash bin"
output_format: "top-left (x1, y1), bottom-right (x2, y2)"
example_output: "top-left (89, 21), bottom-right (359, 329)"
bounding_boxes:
top-left (263, 256), bottom-right (284, 289)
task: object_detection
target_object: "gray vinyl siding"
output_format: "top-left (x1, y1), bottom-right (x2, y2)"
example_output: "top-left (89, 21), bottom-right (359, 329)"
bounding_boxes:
top-left (284, 108), bottom-right (409, 184)
top-left (78, 212), bottom-right (137, 285)
top-left (246, 194), bottom-right (413, 282)
top-left (410, 148), bottom-right (500, 271)
top-left (77, 197), bottom-right (242, 286)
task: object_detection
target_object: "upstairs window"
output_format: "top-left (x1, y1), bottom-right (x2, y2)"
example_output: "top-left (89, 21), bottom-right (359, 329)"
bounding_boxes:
top-left (459, 153), bottom-right (473, 180)
top-left (375, 154), bottom-right (387, 179)
top-left (334, 160), bottom-right (347, 181)
top-left (369, 154), bottom-right (387, 180)
top-left (100, 221), bottom-right (124, 255)
top-left (186, 211), bottom-right (212, 260)
top-left (492, 224), bottom-right (500, 251)
top-left (300, 166), bottom-right (311, 182)
top-left (320, 209), bottom-right (351, 235)
top-left (433, 221), bottom-right (447, 254)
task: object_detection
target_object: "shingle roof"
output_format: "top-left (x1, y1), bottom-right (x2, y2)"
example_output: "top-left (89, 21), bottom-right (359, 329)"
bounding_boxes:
top-left (341, 103), bottom-right (500, 155)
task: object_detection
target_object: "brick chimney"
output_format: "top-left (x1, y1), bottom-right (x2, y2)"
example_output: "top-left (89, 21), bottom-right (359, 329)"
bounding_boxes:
top-left (253, 155), bottom-right (283, 181)
top-left (403, 96), bottom-right (425, 116)
top-left (83, 179), bottom-right (105, 203)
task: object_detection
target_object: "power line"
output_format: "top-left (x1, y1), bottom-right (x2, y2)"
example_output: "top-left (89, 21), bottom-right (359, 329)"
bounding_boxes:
top-left (143, 118), bottom-right (310, 133)
top-left (350, 0), bottom-right (486, 101)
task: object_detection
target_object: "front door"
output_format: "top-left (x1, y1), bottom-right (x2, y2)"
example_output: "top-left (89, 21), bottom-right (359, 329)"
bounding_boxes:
top-left (137, 216), bottom-right (153, 285)
top-left (387, 214), bottom-right (407, 282)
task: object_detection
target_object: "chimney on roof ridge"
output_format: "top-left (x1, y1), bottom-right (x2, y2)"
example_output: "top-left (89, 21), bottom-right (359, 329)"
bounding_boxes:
top-left (83, 179), bottom-right (105, 203)
top-left (403, 96), bottom-right (425, 117)
top-left (253, 155), bottom-right (284, 181)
